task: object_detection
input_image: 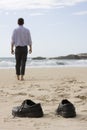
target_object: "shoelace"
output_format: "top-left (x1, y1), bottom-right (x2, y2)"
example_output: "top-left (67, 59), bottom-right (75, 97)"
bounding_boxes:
top-left (19, 101), bottom-right (26, 112)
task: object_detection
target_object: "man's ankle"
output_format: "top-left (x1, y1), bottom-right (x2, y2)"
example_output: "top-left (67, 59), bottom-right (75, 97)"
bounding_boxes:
top-left (21, 75), bottom-right (24, 81)
top-left (17, 75), bottom-right (20, 80)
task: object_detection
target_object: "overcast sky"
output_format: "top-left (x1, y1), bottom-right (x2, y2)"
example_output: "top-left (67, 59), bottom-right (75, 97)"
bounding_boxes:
top-left (0, 0), bottom-right (87, 57)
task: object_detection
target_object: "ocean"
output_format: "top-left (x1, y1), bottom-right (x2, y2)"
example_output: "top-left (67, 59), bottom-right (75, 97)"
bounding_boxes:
top-left (0, 57), bottom-right (87, 69)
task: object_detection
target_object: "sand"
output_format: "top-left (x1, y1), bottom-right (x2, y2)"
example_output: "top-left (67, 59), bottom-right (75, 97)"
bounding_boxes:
top-left (0, 67), bottom-right (87, 130)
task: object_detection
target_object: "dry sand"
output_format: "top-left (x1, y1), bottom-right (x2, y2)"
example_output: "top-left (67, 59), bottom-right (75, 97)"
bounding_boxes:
top-left (0, 67), bottom-right (87, 130)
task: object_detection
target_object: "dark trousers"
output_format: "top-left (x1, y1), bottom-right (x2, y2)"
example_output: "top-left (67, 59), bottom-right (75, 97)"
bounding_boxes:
top-left (15, 46), bottom-right (28, 75)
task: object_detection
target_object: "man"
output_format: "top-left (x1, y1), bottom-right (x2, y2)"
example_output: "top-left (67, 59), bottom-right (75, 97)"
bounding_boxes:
top-left (11, 18), bottom-right (32, 80)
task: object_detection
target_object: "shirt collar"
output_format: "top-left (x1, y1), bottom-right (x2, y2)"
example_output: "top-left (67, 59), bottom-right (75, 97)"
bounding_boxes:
top-left (19, 25), bottom-right (23, 27)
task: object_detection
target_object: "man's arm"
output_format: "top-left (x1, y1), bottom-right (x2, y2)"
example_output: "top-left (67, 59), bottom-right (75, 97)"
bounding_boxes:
top-left (11, 30), bottom-right (15, 55)
top-left (28, 30), bottom-right (32, 54)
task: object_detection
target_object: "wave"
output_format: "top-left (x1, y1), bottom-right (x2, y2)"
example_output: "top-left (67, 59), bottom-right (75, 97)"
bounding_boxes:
top-left (0, 57), bottom-right (87, 68)
top-left (0, 58), bottom-right (15, 68)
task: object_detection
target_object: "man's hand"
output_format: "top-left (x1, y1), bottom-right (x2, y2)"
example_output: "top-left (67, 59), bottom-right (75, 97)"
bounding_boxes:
top-left (29, 48), bottom-right (32, 54)
top-left (11, 44), bottom-right (15, 55)
top-left (11, 49), bottom-right (14, 55)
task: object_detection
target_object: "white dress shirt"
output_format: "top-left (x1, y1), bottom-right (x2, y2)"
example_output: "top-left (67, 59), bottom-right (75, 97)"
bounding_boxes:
top-left (11, 25), bottom-right (32, 47)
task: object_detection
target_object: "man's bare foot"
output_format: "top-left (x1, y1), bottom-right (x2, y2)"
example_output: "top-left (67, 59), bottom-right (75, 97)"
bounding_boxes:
top-left (21, 75), bottom-right (24, 81)
top-left (17, 75), bottom-right (20, 80)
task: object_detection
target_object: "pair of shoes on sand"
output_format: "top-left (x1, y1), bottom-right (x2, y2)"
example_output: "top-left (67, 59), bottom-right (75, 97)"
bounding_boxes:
top-left (12, 99), bottom-right (76, 118)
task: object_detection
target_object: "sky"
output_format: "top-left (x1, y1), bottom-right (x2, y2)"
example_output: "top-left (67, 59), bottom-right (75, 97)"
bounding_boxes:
top-left (0, 0), bottom-right (87, 57)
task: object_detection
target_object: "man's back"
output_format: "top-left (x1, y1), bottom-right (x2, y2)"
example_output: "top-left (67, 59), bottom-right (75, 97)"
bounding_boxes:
top-left (12, 25), bottom-right (32, 47)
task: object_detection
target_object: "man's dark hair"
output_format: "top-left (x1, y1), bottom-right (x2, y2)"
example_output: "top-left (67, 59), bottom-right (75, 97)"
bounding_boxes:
top-left (18, 18), bottom-right (24, 25)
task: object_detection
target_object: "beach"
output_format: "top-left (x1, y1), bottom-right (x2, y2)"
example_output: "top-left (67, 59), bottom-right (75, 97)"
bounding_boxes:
top-left (0, 67), bottom-right (87, 130)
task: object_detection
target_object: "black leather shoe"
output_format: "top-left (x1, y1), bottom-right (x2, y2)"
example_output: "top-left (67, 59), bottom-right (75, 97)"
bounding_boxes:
top-left (12, 99), bottom-right (44, 118)
top-left (56, 99), bottom-right (76, 118)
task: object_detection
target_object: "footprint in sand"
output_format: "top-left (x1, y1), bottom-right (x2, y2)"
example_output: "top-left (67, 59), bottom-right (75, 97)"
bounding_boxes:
top-left (75, 95), bottom-right (87, 100)
top-left (11, 92), bottom-right (27, 96)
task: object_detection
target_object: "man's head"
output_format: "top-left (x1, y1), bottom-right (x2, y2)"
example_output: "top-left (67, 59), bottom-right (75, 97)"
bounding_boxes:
top-left (18, 18), bottom-right (24, 25)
